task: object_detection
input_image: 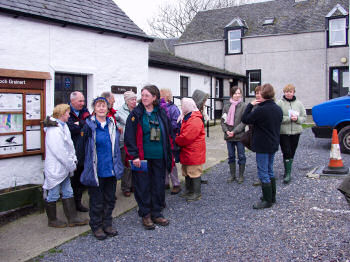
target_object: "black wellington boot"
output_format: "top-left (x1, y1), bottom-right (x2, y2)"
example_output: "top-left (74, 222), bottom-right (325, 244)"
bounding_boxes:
top-left (253, 183), bottom-right (273, 209)
top-left (62, 198), bottom-right (89, 227)
top-left (180, 176), bottom-right (193, 198)
top-left (186, 177), bottom-right (201, 202)
top-left (270, 177), bottom-right (276, 204)
top-left (45, 201), bottom-right (67, 228)
top-left (74, 189), bottom-right (89, 212)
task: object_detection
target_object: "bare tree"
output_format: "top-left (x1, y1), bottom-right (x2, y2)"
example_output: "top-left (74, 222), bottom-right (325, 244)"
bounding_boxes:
top-left (148, 0), bottom-right (249, 38)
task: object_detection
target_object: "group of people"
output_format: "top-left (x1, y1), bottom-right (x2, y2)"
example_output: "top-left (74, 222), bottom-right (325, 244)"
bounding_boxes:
top-left (221, 83), bottom-right (306, 209)
top-left (42, 85), bottom-right (206, 240)
top-left (42, 82), bottom-right (306, 240)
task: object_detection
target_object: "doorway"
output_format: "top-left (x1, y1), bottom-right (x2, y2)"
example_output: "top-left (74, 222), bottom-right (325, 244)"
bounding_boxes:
top-left (329, 67), bottom-right (349, 99)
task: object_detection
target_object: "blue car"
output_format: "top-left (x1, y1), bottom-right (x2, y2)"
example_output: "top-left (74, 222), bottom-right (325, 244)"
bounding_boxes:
top-left (312, 95), bottom-right (350, 153)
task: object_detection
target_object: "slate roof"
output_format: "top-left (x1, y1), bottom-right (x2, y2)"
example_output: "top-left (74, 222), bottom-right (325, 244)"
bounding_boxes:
top-left (150, 38), bottom-right (179, 54)
top-left (179, 0), bottom-right (349, 43)
top-left (149, 50), bottom-right (244, 79)
top-left (0, 0), bottom-right (152, 41)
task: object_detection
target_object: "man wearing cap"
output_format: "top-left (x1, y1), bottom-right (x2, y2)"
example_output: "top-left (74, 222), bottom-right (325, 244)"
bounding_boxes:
top-left (67, 91), bottom-right (90, 212)
top-left (116, 91), bottom-right (137, 197)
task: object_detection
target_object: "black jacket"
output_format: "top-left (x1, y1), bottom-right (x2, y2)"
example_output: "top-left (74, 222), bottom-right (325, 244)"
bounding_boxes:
top-left (124, 103), bottom-right (173, 173)
top-left (242, 100), bottom-right (282, 153)
top-left (67, 105), bottom-right (90, 151)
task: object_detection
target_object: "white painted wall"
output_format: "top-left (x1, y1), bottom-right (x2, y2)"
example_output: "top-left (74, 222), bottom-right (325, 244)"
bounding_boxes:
top-left (148, 67), bottom-right (212, 108)
top-left (0, 14), bottom-right (149, 189)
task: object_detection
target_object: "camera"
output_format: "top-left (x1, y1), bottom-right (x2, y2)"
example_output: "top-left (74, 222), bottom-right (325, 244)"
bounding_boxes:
top-left (150, 127), bottom-right (161, 141)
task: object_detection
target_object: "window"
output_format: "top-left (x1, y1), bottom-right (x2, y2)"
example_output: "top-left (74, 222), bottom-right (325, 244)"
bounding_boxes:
top-left (263, 18), bottom-right (274, 26)
top-left (54, 73), bottom-right (87, 106)
top-left (246, 70), bottom-right (261, 97)
top-left (328, 18), bottom-right (347, 47)
top-left (180, 76), bottom-right (189, 97)
top-left (228, 29), bottom-right (242, 54)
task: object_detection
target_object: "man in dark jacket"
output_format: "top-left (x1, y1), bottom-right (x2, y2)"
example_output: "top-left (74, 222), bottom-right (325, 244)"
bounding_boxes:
top-left (67, 91), bottom-right (90, 212)
top-left (242, 84), bottom-right (282, 209)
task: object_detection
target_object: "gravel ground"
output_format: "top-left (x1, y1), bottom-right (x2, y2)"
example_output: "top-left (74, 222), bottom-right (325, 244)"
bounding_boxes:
top-left (38, 128), bottom-right (350, 262)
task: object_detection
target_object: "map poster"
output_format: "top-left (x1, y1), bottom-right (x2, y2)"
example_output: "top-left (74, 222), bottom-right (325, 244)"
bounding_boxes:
top-left (26, 94), bottom-right (41, 120)
top-left (0, 114), bottom-right (23, 133)
top-left (0, 93), bottom-right (22, 112)
top-left (0, 134), bottom-right (23, 155)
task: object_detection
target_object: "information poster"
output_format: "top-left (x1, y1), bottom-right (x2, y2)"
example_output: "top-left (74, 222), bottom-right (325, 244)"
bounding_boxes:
top-left (26, 125), bottom-right (41, 151)
top-left (0, 134), bottom-right (23, 155)
top-left (0, 114), bottom-right (23, 133)
top-left (0, 93), bottom-right (22, 112)
top-left (26, 94), bottom-right (41, 120)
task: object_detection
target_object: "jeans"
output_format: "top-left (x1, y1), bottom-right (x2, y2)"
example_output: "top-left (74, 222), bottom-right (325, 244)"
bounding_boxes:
top-left (280, 134), bottom-right (300, 159)
top-left (256, 153), bottom-right (275, 184)
top-left (46, 176), bottom-right (74, 202)
top-left (226, 141), bottom-right (246, 165)
top-left (88, 176), bottom-right (116, 232)
top-left (133, 159), bottom-right (166, 218)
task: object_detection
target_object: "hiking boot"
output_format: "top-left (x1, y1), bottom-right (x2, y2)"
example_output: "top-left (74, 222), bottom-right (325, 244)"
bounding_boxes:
top-left (142, 214), bottom-right (155, 230)
top-left (152, 216), bottom-right (170, 226)
top-left (93, 228), bottom-right (107, 240)
top-left (103, 226), bottom-right (118, 237)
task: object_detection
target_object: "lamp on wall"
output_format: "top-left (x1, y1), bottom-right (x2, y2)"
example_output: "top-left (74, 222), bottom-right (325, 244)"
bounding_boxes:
top-left (340, 57), bottom-right (347, 64)
top-left (228, 79), bottom-right (233, 83)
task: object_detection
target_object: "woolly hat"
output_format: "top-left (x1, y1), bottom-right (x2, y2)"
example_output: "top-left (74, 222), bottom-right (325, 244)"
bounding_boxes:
top-left (124, 91), bottom-right (137, 102)
top-left (192, 89), bottom-right (209, 111)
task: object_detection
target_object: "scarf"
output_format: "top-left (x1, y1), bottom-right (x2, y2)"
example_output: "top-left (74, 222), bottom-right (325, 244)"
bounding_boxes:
top-left (225, 98), bottom-right (241, 126)
top-left (177, 98), bottom-right (199, 123)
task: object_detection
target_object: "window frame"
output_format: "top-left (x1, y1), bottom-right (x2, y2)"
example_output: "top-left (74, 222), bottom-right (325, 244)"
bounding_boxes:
top-left (225, 27), bottom-right (243, 55)
top-left (246, 70), bottom-right (261, 97)
top-left (327, 16), bottom-right (348, 48)
top-left (180, 75), bottom-right (189, 97)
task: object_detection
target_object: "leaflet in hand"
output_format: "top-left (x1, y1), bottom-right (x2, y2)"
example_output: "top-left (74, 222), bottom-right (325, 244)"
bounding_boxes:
top-left (129, 160), bottom-right (148, 172)
top-left (288, 109), bottom-right (299, 118)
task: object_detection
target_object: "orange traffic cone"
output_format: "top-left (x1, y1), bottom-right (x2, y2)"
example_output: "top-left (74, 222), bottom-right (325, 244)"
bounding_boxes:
top-left (323, 129), bottom-right (349, 174)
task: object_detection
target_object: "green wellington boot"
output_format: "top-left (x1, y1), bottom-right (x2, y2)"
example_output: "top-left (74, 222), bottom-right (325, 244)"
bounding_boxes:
top-left (62, 198), bottom-right (89, 227)
top-left (45, 201), bottom-right (67, 228)
top-left (227, 163), bottom-right (236, 183)
top-left (180, 176), bottom-right (193, 198)
top-left (283, 159), bottom-right (293, 184)
top-left (237, 164), bottom-right (245, 184)
top-left (186, 177), bottom-right (201, 202)
top-left (253, 183), bottom-right (273, 209)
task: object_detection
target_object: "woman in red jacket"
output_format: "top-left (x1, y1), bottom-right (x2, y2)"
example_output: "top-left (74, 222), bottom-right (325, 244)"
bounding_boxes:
top-left (175, 98), bottom-right (206, 202)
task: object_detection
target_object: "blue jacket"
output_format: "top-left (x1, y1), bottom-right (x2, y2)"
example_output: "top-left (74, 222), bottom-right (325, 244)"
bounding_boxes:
top-left (79, 116), bottom-right (124, 187)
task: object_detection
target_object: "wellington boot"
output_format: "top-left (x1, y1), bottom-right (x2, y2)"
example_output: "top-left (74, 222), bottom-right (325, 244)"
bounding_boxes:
top-left (186, 177), bottom-right (201, 202)
top-left (270, 177), bottom-right (276, 203)
top-left (237, 164), bottom-right (245, 184)
top-left (253, 183), bottom-right (273, 209)
top-left (180, 176), bottom-right (193, 198)
top-left (62, 198), bottom-right (89, 227)
top-left (283, 159), bottom-right (293, 184)
top-left (227, 163), bottom-right (236, 183)
top-left (45, 201), bottom-right (67, 228)
top-left (74, 192), bottom-right (89, 212)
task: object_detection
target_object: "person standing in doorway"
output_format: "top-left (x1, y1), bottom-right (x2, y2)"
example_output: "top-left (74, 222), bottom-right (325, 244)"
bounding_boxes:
top-left (67, 91), bottom-right (90, 212)
top-left (221, 86), bottom-right (246, 184)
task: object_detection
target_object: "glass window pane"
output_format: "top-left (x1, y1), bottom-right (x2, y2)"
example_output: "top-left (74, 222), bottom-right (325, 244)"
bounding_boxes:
top-left (74, 76), bottom-right (83, 91)
top-left (329, 18), bottom-right (346, 45)
top-left (229, 30), bottom-right (241, 40)
top-left (249, 83), bottom-right (259, 95)
top-left (250, 72), bottom-right (260, 82)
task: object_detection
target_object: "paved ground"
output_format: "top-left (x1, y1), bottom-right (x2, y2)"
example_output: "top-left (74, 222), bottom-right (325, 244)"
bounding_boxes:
top-left (33, 127), bottom-right (350, 262)
top-left (0, 124), bottom-right (227, 262)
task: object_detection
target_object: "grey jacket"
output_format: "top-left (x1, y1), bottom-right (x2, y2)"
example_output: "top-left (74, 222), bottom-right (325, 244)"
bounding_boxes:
top-left (115, 103), bottom-right (132, 147)
top-left (221, 101), bottom-right (246, 141)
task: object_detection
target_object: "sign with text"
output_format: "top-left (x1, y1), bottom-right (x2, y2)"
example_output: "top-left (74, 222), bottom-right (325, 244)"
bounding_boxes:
top-left (0, 77), bottom-right (43, 89)
top-left (111, 85), bottom-right (137, 94)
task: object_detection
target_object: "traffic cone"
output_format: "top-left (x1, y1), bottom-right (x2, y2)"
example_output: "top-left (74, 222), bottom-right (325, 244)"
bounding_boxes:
top-left (323, 129), bottom-right (349, 174)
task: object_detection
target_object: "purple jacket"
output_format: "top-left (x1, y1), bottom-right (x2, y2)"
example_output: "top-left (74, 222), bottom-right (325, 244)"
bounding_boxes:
top-left (167, 101), bottom-right (181, 135)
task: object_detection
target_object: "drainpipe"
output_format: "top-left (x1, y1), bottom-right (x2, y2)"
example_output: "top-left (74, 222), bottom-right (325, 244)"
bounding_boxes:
top-left (208, 75), bottom-right (213, 138)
